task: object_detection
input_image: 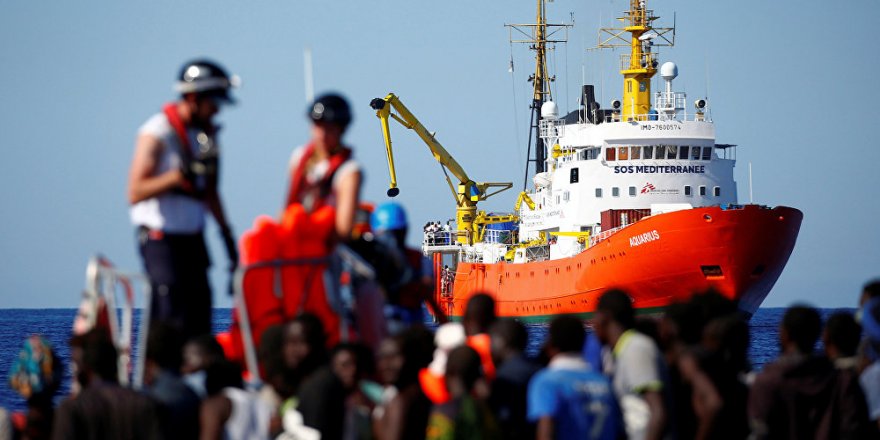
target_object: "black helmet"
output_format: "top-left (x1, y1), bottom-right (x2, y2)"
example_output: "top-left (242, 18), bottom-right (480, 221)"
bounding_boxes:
top-left (307, 93), bottom-right (351, 128)
top-left (176, 59), bottom-right (239, 103)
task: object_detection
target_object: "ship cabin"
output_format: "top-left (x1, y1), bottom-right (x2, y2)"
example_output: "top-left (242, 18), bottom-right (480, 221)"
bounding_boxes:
top-left (515, 78), bottom-right (739, 261)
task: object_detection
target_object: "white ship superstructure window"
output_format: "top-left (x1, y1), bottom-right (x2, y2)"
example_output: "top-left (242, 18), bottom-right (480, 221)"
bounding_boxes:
top-left (618, 147), bottom-right (629, 160)
top-left (629, 186), bottom-right (636, 196)
top-left (595, 188), bottom-right (603, 197)
top-left (643, 146), bottom-right (653, 159)
top-left (612, 187), bottom-right (620, 197)
top-left (655, 147), bottom-right (665, 160)
top-left (684, 185), bottom-right (692, 196)
top-left (691, 147), bottom-right (701, 160)
top-left (702, 147), bottom-right (712, 160)
top-left (699, 186), bottom-right (707, 196)
top-left (580, 147), bottom-right (600, 160)
top-left (630, 147), bottom-right (641, 160)
top-left (714, 186), bottom-right (721, 197)
top-left (666, 145), bottom-right (677, 159)
top-left (570, 168), bottom-right (579, 183)
top-left (606, 148), bottom-right (616, 161)
top-left (678, 146), bottom-right (690, 160)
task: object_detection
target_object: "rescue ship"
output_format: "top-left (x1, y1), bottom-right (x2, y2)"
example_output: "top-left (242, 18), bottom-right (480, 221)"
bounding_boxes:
top-left (371, 0), bottom-right (801, 321)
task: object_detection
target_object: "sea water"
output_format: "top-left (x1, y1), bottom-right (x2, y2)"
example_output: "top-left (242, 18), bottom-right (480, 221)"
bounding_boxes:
top-left (0, 307), bottom-right (851, 412)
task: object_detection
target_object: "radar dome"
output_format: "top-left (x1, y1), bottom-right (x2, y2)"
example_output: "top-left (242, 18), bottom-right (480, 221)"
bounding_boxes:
top-left (541, 101), bottom-right (559, 119)
top-left (660, 62), bottom-right (678, 81)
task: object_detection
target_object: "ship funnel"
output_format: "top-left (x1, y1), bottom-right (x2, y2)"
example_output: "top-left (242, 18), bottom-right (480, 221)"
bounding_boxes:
top-left (541, 101), bottom-right (559, 119)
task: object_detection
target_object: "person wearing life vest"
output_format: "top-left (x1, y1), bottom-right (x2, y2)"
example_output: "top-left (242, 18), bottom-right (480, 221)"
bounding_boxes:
top-left (370, 202), bottom-right (448, 334)
top-left (127, 59), bottom-right (239, 342)
top-left (283, 92), bottom-right (362, 344)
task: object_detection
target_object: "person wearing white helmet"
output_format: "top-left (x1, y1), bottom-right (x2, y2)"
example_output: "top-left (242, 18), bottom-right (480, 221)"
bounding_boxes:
top-left (127, 59), bottom-right (239, 342)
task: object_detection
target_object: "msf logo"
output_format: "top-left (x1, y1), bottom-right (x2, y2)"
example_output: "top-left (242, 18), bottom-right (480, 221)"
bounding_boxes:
top-left (641, 183), bottom-right (656, 194)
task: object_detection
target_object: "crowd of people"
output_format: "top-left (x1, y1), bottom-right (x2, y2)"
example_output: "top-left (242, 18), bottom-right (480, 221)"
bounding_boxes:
top-left (2, 59), bottom-right (879, 439)
top-left (3, 282), bottom-right (880, 439)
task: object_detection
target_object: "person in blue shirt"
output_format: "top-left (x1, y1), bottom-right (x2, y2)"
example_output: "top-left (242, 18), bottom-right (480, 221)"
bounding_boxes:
top-left (528, 315), bottom-right (623, 440)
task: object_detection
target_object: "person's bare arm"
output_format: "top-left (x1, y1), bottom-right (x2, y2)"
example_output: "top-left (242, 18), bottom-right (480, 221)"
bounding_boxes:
top-left (333, 167), bottom-right (362, 239)
top-left (127, 134), bottom-right (185, 204)
top-left (678, 354), bottom-right (721, 440)
top-left (536, 416), bottom-right (555, 440)
top-left (377, 394), bottom-right (405, 440)
top-left (643, 390), bottom-right (667, 440)
top-left (200, 395), bottom-right (232, 440)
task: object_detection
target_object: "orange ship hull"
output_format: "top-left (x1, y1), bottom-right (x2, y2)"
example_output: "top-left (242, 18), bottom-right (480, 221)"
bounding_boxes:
top-left (437, 205), bottom-right (802, 321)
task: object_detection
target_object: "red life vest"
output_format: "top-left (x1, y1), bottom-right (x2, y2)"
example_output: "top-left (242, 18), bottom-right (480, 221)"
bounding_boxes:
top-left (227, 145), bottom-right (352, 366)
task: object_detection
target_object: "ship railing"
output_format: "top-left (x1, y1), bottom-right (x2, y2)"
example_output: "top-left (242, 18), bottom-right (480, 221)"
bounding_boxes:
top-left (602, 110), bottom-right (711, 123)
top-left (620, 53), bottom-right (658, 72)
top-left (654, 91), bottom-right (686, 112)
top-left (539, 118), bottom-right (565, 139)
top-left (83, 255), bottom-right (151, 390)
top-left (588, 224), bottom-right (630, 247)
top-left (423, 230), bottom-right (457, 247)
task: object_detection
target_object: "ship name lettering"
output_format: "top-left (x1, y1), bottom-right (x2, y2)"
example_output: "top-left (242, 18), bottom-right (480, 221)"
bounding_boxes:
top-left (614, 165), bottom-right (705, 174)
top-left (629, 230), bottom-right (661, 247)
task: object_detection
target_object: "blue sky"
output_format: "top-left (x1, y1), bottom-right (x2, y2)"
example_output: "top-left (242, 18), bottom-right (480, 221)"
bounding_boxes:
top-left (1, 0), bottom-right (877, 309)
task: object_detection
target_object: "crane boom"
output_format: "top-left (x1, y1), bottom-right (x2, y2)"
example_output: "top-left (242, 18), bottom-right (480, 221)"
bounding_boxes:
top-left (370, 93), bottom-right (513, 244)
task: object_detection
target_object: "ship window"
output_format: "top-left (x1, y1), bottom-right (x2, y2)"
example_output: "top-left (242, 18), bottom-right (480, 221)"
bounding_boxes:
top-left (699, 185), bottom-right (707, 196)
top-left (570, 167), bottom-right (579, 183)
top-left (678, 146), bottom-right (690, 160)
top-left (702, 146), bottom-right (712, 160)
top-left (666, 145), bottom-right (677, 159)
top-left (654, 146), bottom-right (665, 159)
top-left (629, 186), bottom-right (636, 196)
top-left (618, 146), bottom-right (629, 160)
top-left (587, 147), bottom-right (600, 160)
top-left (691, 147), bottom-right (701, 160)
top-left (684, 185), bottom-right (692, 196)
top-left (630, 146), bottom-right (641, 160)
top-left (606, 148), bottom-right (616, 161)
top-left (643, 146), bottom-right (653, 160)
top-left (612, 187), bottom-right (620, 197)
top-left (714, 186), bottom-right (721, 197)
top-left (595, 188), bottom-right (602, 198)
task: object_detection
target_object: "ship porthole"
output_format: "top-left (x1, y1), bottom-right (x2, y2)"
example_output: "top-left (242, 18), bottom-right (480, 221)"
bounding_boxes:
top-left (703, 214), bottom-right (712, 222)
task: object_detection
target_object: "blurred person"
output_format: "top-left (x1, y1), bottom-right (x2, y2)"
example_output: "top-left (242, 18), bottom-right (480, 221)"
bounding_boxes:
top-left (859, 279), bottom-right (880, 431)
top-left (143, 323), bottom-right (201, 440)
top-left (593, 289), bottom-right (668, 440)
top-left (200, 360), bottom-right (271, 440)
top-left (823, 312), bottom-right (862, 370)
top-left (660, 293), bottom-right (747, 440)
top-left (128, 59), bottom-right (239, 342)
top-left (748, 305), bottom-right (873, 440)
top-left (52, 329), bottom-right (162, 440)
top-left (374, 327), bottom-right (435, 440)
top-left (426, 345), bottom-right (499, 440)
top-left (330, 343), bottom-right (379, 440)
top-left (488, 319), bottom-right (539, 440)
top-left (369, 202), bottom-right (447, 333)
top-left (182, 333), bottom-right (227, 398)
top-left (419, 294), bottom-right (497, 406)
top-left (8, 335), bottom-right (63, 440)
top-left (528, 315), bottom-right (622, 440)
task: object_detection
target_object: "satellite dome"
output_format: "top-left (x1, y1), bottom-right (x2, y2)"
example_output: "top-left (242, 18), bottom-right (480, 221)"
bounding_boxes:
top-left (660, 62), bottom-right (678, 80)
top-left (541, 101), bottom-right (559, 119)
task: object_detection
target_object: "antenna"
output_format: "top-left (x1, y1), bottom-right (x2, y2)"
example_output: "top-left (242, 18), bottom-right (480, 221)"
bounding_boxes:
top-left (304, 47), bottom-right (314, 104)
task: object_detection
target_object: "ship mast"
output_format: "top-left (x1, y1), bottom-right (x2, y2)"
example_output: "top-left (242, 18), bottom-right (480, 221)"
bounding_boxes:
top-left (507, 0), bottom-right (570, 186)
top-left (597, 0), bottom-right (674, 121)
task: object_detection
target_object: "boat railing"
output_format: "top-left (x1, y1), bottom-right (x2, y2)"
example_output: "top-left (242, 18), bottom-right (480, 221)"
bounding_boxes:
top-left (83, 255), bottom-right (151, 390)
top-left (539, 118), bottom-right (565, 138)
top-left (588, 224), bottom-right (630, 247)
top-left (231, 244), bottom-right (376, 385)
top-left (654, 91), bottom-right (686, 112)
top-left (424, 230), bottom-right (457, 246)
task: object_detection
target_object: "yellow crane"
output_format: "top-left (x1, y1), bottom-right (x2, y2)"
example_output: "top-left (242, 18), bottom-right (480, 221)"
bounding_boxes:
top-left (370, 93), bottom-right (513, 245)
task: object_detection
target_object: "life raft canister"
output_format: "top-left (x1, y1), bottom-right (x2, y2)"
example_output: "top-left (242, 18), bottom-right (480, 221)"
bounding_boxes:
top-left (227, 203), bottom-right (342, 365)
